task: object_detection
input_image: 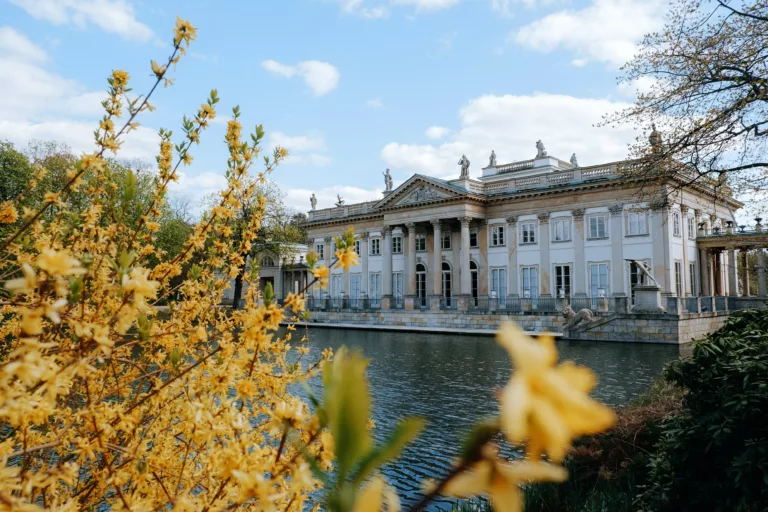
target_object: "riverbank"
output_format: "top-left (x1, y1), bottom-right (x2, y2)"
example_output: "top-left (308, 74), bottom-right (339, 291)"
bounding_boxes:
top-left (287, 321), bottom-right (563, 338)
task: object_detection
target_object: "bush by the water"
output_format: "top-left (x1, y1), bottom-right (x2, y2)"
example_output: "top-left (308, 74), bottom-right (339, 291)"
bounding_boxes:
top-left (638, 310), bottom-right (768, 511)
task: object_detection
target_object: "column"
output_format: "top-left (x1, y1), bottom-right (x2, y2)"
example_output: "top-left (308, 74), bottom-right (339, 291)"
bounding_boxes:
top-left (758, 248), bottom-right (766, 296)
top-left (740, 248), bottom-right (750, 297)
top-left (680, 206), bottom-right (689, 296)
top-left (651, 207), bottom-right (668, 293)
top-left (406, 222), bottom-right (416, 296)
top-left (609, 204), bottom-right (625, 296)
top-left (361, 233), bottom-right (369, 296)
top-left (460, 217), bottom-right (471, 295)
top-left (538, 212), bottom-right (551, 296)
top-left (382, 227), bottom-right (392, 298)
top-left (572, 209), bottom-right (586, 296)
top-left (507, 216), bottom-right (518, 298)
top-left (431, 220), bottom-right (442, 300)
top-left (323, 236), bottom-right (332, 266)
top-left (728, 246), bottom-right (738, 296)
top-left (699, 248), bottom-right (710, 295)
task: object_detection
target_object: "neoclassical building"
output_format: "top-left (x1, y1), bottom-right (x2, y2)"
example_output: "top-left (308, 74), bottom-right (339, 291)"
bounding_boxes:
top-left (302, 141), bottom-right (746, 311)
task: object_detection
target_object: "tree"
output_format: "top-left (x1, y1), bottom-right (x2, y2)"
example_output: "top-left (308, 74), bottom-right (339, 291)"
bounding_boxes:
top-left (604, 0), bottom-right (768, 212)
top-left (0, 141), bottom-right (34, 203)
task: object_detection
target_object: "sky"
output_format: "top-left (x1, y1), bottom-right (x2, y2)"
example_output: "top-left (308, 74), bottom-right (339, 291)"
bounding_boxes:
top-left (0, 0), bottom-right (669, 215)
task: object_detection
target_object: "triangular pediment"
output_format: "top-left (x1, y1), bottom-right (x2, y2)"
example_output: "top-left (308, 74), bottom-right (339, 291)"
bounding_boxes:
top-left (375, 175), bottom-right (467, 209)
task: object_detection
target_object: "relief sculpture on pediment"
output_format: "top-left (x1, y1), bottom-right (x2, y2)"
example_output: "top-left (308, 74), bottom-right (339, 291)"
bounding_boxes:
top-left (398, 185), bottom-right (445, 205)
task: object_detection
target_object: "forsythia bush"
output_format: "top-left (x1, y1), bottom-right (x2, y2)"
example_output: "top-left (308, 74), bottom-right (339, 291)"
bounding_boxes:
top-left (0, 19), bottom-right (615, 511)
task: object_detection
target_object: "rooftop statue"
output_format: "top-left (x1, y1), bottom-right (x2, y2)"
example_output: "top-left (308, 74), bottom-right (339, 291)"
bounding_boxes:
top-left (458, 154), bottom-right (470, 179)
top-left (536, 140), bottom-right (547, 158)
top-left (570, 153), bottom-right (578, 167)
top-left (310, 193), bottom-right (317, 211)
top-left (335, 194), bottom-right (344, 207)
top-left (489, 150), bottom-right (497, 167)
top-left (383, 168), bottom-right (393, 192)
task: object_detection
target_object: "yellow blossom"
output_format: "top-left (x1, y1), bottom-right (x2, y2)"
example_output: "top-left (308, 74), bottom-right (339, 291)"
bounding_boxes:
top-left (36, 249), bottom-right (84, 277)
top-left (5, 264), bottom-right (37, 294)
top-left (19, 307), bottom-right (43, 336)
top-left (173, 17), bottom-right (198, 47)
top-left (335, 246), bottom-right (359, 272)
top-left (497, 323), bottom-right (616, 462)
top-left (0, 201), bottom-right (18, 223)
top-left (352, 476), bottom-right (401, 512)
top-left (312, 265), bottom-right (330, 289)
top-left (121, 267), bottom-right (159, 308)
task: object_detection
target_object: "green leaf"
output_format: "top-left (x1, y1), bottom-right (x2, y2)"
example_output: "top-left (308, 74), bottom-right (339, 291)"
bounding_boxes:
top-left (353, 416), bottom-right (425, 485)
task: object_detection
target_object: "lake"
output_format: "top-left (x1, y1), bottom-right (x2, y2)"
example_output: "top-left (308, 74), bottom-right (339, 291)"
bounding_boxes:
top-left (299, 327), bottom-right (684, 509)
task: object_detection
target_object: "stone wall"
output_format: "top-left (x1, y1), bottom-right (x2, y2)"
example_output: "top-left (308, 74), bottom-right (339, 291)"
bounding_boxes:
top-left (567, 312), bottom-right (730, 344)
top-left (306, 309), bottom-right (562, 333)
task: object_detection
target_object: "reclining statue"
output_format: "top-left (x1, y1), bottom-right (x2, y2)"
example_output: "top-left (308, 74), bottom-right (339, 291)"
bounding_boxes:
top-left (562, 304), bottom-right (594, 330)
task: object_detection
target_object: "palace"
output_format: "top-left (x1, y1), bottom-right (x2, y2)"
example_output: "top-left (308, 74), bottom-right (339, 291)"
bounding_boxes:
top-left (301, 138), bottom-right (756, 316)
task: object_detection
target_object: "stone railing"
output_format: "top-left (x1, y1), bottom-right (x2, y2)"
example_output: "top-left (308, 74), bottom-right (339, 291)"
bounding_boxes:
top-left (546, 171), bottom-right (574, 185)
top-left (497, 159), bottom-right (535, 174)
top-left (580, 164), bottom-right (616, 180)
top-left (308, 201), bottom-right (380, 222)
top-left (485, 181), bottom-right (509, 194)
top-left (467, 181), bottom-right (485, 193)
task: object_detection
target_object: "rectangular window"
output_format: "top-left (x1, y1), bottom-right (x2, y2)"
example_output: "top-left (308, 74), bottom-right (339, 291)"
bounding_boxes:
top-left (392, 272), bottom-right (403, 298)
top-left (627, 211), bottom-right (647, 236)
top-left (392, 236), bottom-right (402, 254)
top-left (687, 216), bottom-right (696, 240)
top-left (552, 218), bottom-right (571, 242)
top-left (491, 225), bottom-right (505, 246)
top-left (588, 216), bottom-right (607, 239)
top-left (315, 243), bottom-right (324, 260)
top-left (369, 272), bottom-right (382, 299)
top-left (589, 263), bottom-right (609, 297)
top-left (521, 267), bottom-right (538, 299)
top-left (354, 240), bottom-right (361, 256)
top-left (521, 223), bottom-right (536, 244)
top-left (491, 268), bottom-right (507, 299)
top-left (370, 238), bottom-right (381, 255)
top-left (675, 261), bottom-right (683, 296)
top-left (416, 235), bottom-right (426, 252)
top-left (555, 265), bottom-right (571, 298)
top-left (441, 232), bottom-right (452, 250)
top-left (688, 262), bottom-right (696, 295)
top-left (673, 212), bottom-right (681, 237)
top-left (351, 273), bottom-right (361, 299)
top-left (469, 229), bottom-right (478, 248)
top-left (331, 274), bottom-right (343, 297)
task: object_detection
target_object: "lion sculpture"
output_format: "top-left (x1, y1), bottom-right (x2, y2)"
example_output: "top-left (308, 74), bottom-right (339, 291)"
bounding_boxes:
top-left (562, 304), bottom-right (594, 330)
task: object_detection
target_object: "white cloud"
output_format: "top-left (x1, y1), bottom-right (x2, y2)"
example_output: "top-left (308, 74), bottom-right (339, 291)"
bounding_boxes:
top-left (336, 0), bottom-right (458, 18)
top-left (366, 97), bottom-right (385, 109)
top-left (425, 126), bottom-right (450, 140)
top-left (390, 0), bottom-right (460, 11)
top-left (269, 132), bottom-right (332, 167)
top-left (9, 0), bottom-right (154, 42)
top-left (261, 59), bottom-right (340, 96)
top-left (381, 92), bottom-right (637, 179)
top-left (283, 184), bottom-right (383, 212)
top-left (616, 76), bottom-right (657, 98)
top-left (514, 0), bottom-right (666, 68)
top-left (0, 26), bottom-right (158, 160)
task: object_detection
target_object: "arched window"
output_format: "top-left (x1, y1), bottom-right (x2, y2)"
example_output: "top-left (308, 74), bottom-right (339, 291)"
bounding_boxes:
top-left (262, 256), bottom-right (275, 267)
top-left (442, 262), bottom-right (452, 305)
top-left (416, 263), bottom-right (427, 306)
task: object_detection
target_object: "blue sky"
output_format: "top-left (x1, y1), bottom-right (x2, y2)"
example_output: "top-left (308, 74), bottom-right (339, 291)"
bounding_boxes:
top-left (0, 0), bottom-right (667, 214)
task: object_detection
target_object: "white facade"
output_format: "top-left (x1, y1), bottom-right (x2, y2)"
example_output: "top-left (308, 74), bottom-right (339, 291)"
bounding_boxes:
top-left (222, 244), bottom-right (310, 304)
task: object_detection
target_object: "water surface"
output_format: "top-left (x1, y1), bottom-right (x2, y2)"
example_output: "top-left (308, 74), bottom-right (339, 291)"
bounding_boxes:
top-left (300, 327), bottom-right (683, 508)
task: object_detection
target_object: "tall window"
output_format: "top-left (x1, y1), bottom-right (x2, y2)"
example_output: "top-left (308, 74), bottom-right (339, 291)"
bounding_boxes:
top-left (469, 229), bottom-right (478, 248)
top-left (552, 218), bottom-right (571, 242)
top-left (555, 265), bottom-right (571, 298)
top-left (521, 223), bottom-right (536, 244)
top-left (491, 225), bottom-right (505, 246)
top-left (470, 261), bottom-right (478, 304)
top-left (369, 272), bottom-right (382, 299)
top-left (442, 262), bottom-right (452, 305)
top-left (675, 261), bottom-right (683, 296)
top-left (416, 235), bottom-right (426, 252)
top-left (627, 211), bottom-right (647, 236)
top-left (687, 216), bottom-right (696, 239)
top-left (392, 272), bottom-right (403, 298)
top-left (441, 232), bottom-right (452, 249)
top-left (673, 212), bottom-right (681, 237)
top-left (491, 268), bottom-right (507, 302)
top-left (261, 256), bottom-right (275, 267)
top-left (521, 267), bottom-right (537, 299)
top-left (392, 236), bottom-right (402, 254)
top-left (351, 273), bottom-right (361, 299)
top-left (370, 238), bottom-right (381, 255)
top-left (588, 216), bottom-right (607, 239)
top-left (589, 263), bottom-right (609, 297)
top-left (315, 243), bottom-right (324, 260)
top-left (416, 263), bottom-right (427, 306)
top-left (688, 262), bottom-right (697, 295)
top-left (331, 274), bottom-right (343, 298)
top-left (354, 240), bottom-right (361, 255)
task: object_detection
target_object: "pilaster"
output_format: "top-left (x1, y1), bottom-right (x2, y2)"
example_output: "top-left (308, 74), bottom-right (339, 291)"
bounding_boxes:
top-left (538, 212), bottom-right (551, 297)
top-left (459, 216), bottom-right (472, 296)
top-left (609, 204), bottom-right (625, 296)
top-left (571, 209), bottom-right (586, 297)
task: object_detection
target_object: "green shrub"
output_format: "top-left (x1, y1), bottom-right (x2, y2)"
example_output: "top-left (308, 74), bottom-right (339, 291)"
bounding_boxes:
top-left (638, 310), bottom-right (768, 511)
